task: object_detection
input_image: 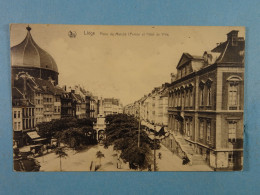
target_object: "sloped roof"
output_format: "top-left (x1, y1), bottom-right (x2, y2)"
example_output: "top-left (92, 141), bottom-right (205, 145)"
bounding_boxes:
top-left (211, 38), bottom-right (245, 63)
top-left (12, 87), bottom-right (24, 99)
top-left (176, 53), bottom-right (203, 70)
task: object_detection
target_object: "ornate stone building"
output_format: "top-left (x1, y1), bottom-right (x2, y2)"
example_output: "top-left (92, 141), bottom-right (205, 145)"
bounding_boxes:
top-left (11, 26), bottom-right (59, 85)
top-left (165, 30), bottom-right (245, 170)
top-left (11, 26), bottom-right (63, 147)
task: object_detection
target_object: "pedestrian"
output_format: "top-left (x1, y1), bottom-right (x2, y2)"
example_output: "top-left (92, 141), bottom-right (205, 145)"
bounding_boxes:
top-left (182, 155), bottom-right (190, 165)
top-left (158, 152), bottom-right (162, 159)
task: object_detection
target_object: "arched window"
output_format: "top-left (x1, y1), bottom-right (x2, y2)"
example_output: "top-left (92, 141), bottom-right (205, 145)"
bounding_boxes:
top-left (206, 79), bottom-right (213, 106)
top-left (199, 81), bottom-right (205, 106)
top-left (189, 84), bottom-right (194, 107)
top-left (185, 89), bottom-right (189, 107)
top-left (227, 76), bottom-right (242, 110)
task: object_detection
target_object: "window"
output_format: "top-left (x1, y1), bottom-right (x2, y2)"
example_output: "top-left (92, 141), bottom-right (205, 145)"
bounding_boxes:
top-left (14, 111), bottom-right (17, 118)
top-left (18, 122), bottom-right (21, 130)
top-left (228, 152), bottom-right (234, 166)
top-left (172, 93), bottom-right (175, 107)
top-left (207, 86), bottom-right (212, 106)
top-left (189, 118), bottom-right (193, 137)
top-left (227, 76), bottom-right (242, 110)
top-left (229, 83), bottom-right (238, 108)
top-left (228, 121), bottom-right (237, 142)
top-left (178, 93), bottom-right (181, 106)
top-left (189, 89), bottom-right (193, 107)
top-left (175, 93), bottom-right (178, 106)
top-left (14, 122), bottom-right (17, 130)
top-left (206, 121), bottom-right (211, 143)
top-left (199, 120), bottom-right (204, 140)
top-left (200, 88), bottom-right (204, 106)
top-left (185, 91), bottom-right (189, 107)
top-left (182, 92), bottom-right (185, 107)
top-left (199, 81), bottom-right (205, 106)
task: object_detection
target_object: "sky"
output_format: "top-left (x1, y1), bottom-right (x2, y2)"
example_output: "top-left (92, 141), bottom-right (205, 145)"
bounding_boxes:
top-left (10, 24), bottom-right (245, 105)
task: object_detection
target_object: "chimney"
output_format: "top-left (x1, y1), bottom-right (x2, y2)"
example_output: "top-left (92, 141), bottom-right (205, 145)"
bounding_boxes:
top-left (227, 30), bottom-right (239, 45)
top-left (227, 30), bottom-right (238, 40)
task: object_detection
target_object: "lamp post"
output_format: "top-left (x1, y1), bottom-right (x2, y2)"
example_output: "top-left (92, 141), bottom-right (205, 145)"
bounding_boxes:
top-left (154, 124), bottom-right (156, 172)
top-left (138, 102), bottom-right (141, 148)
top-left (137, 102), bottom-right (141, 171)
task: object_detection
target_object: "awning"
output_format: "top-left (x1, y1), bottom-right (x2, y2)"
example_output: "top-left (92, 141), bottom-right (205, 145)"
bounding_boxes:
top-left (27, 131), bottom-right (41, 140)
top-left (141, 121), bottom-right (147, 126)
top-left (33, 138), bottom-right (47, 142)
top-left (155, 125), bottom-right (163, 132)
top-left (147, 123), bottom-right (154, 130)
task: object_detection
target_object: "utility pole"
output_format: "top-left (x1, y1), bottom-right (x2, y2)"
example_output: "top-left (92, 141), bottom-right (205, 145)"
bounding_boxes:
top-left (154, 124), bottom-right (156, 171)
top-left (138, 102), bottom-right (141, 148)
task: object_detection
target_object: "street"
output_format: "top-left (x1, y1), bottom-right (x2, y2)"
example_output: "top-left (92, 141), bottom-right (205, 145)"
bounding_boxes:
top-left (36, 144), bottom-right (212, 172)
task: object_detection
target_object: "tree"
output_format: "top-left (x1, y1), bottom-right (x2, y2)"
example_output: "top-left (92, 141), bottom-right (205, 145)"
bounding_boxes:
top-left (104, 114), bottom-right (153, 170)
top-left (37, 117), bottom-right (96, 149)
top-left (55, 147), bottom-right (68, 171)
top-left (96, 150), bottom-right (105, 166)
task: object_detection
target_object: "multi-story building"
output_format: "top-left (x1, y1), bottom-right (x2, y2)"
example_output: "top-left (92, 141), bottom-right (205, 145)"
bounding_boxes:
top-left (124, 83), bottom-right (169, 132)
top-left (90, 96), bottom-right (98, 118)
top-left (12, 87), bottom-right (36, 147)
top-left (61, 92), bottom-right (73, 118)
top-left (165, 30), bottom-right (244, 170)
top-left (11, 26), bottom-right (64, 147)
top-left (102, 98), bottom-right (123, 116)
top-left (71, 91), bottom-right (86, 119)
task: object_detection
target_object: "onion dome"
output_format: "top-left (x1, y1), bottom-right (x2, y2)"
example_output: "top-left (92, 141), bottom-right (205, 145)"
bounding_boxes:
top-left (11, 26), bottom-right (58, 73)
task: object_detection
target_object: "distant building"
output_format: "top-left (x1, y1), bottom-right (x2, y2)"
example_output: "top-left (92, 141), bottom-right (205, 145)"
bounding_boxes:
top-left (101, 98), bottom-right (123, 116)
top-left (124, 83), bottom-right (169, 132)
top-left (60, 91), bottom-right (73, 118)
top-left (165, 30), bottom-right (245, 170)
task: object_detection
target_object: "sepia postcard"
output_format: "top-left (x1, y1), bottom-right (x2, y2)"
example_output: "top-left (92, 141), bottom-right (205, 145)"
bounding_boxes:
top-left (11, 24), bottom-right (245, 172)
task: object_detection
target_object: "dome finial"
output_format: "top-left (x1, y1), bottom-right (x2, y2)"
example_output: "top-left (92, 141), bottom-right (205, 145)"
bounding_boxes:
top-left (26, 25), bottom-right (31, 31)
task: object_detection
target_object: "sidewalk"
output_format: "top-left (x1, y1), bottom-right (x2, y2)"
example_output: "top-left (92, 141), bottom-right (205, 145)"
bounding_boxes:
top-left (156, 144), bottom-right (213, 171)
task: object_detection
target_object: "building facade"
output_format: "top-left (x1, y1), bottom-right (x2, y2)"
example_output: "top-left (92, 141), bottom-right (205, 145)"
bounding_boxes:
top-left (102, 98), bottom-right (123, 116)
top-left (124, 84), bottom-right (169, 132)
top-left (165, 30), bottom-right (244, 170)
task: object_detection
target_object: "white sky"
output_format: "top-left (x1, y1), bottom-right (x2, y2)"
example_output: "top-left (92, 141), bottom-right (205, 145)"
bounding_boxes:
top-left (10, 24), bottom-right (245, 105)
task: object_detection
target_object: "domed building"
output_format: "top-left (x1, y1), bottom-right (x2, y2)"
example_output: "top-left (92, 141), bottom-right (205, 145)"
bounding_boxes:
top-left (11, 26), bottom-right (59, 85)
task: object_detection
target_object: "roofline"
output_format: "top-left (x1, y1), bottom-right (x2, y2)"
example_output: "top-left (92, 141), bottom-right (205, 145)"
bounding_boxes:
top-left (12, 65), bottom-right (59, 73)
